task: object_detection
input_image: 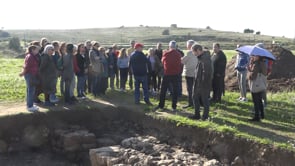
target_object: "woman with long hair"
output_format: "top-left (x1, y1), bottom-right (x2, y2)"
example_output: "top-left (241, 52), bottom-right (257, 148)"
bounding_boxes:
top-left (247, 56), bottom-right (267, 121)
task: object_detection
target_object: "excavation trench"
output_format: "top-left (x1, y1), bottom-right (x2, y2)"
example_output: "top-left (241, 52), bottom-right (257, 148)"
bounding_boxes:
top-left (0, 105), bottom-right (294, 165)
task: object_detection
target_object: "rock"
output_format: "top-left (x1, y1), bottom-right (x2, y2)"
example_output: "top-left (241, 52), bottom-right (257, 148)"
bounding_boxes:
top-left (54, 129), bottom-right (96, 153)
top-left (0, 139), bottom-right (8, 153)
top-left (204, 159), bottom-right (221, 166)
top-left (211, 143), bottom-right (228, 159)
top-left (231, 156), bottom-right (244, 166)
top-left (127, 155), bottom-right (139, 164)
top-left (89, 146), bottom-right (121, 166)
top-left (97, 138), bottom-right (117, 147)
top-left (23, 125), bottom-right (49, 148)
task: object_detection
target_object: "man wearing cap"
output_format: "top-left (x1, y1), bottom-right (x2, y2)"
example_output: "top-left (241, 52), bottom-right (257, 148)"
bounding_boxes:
top-left (154, 41), bottom-right (182, 112)
top-left (127, 40), bottom-right (135, 90)
top-left (129, 43), bottom-right (152, 105)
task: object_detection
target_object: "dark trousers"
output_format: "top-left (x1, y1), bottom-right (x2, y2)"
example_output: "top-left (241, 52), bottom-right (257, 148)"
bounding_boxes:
top-left (157, 75), bottom-right (162, 91)
top-left (119, 68), bottom-right (129, 90)
top-left (251, 92), bottom-right (264, 119)
top-left (128, 70), bottom-right (133, 90)
top-left (193, 91), bottom-right (210, 119)
top-left (148, 71), bottom-right (157, 91)
top-left (212, 75), bottom-right (224, 102)
top-left (64, 78), bottom-right (72, 102)
top-left (87, 72), bottom-right (94, 93)
top-left (158, 75), bottom-right (179, 109)
top-left (185, 76), bottom-right (194, 106)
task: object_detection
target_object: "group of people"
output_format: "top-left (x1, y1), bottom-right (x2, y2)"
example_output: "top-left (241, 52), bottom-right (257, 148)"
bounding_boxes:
top-left (20, 37), bottom-right (270, 122)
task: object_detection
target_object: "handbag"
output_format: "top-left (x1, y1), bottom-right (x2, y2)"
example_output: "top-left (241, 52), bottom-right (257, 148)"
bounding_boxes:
top-left (248, 73), bottom-right (267, 93)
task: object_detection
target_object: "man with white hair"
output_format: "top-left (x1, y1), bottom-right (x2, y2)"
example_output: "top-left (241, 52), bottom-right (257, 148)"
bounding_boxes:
top-left (181, 40), bottom-right (198, 108)
top-left (154, 41), bottom-right (182, 112)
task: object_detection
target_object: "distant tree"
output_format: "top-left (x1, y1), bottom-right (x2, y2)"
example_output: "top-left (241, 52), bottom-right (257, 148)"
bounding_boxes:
top-left (0, 30), bottom-right (10, 37)
top-left (255, 31), bottom-right (261, 35)
top-left (139, 25), bottom-right (143, 27)
top-left (206, 26), bottom-right (212, 30)
top-left (162, 29), bottom-right (170, 35)
top-left (9, 37), bottom-right (21, 52)
top-left (170, 24), bottom-right (177, 28)
top-left (244, 28), bottom-right (254, 34)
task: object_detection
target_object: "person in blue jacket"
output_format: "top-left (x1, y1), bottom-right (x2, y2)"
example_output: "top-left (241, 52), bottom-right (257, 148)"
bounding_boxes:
top-left (235, 44), bottom-right (250, 102)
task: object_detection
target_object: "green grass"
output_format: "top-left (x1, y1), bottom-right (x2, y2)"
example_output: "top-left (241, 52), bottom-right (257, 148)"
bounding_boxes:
top-left (0, 57), bottom-right (295, 151)
top-left (0, 58), bottom-right (26, 102)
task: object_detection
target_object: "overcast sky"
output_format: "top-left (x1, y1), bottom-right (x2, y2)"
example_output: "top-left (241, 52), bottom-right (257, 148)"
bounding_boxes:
top-left (1, 0), bottom-right (294, 38)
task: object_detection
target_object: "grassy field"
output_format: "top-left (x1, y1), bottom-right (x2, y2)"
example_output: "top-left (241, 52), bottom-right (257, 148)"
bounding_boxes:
top-left (0, 56), bottom-right (294, 151)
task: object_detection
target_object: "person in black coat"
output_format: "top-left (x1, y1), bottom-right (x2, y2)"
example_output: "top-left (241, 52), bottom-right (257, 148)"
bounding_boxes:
top-left (211, 43), bottom-right (227, 103)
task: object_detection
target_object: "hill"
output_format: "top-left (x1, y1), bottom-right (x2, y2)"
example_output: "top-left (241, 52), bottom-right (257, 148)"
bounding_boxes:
top-left (6, 26), bottom-right (295, 50)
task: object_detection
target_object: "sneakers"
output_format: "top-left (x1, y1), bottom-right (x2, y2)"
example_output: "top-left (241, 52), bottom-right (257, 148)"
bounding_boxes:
top-left (49, 94), bottom-right (59, 103)
top-left (27, 105), bottom-right (39, 112)
top-left (238, 97), bottom-right (247, 102)
top-left (240, 98), bottom-right (248, 102)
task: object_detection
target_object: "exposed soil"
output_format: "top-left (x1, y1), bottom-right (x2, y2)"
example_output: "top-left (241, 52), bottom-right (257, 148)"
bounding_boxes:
top-left (0, 98), bottom-right (294, 165)
top-left (225, 45), bottom-right (295, 92)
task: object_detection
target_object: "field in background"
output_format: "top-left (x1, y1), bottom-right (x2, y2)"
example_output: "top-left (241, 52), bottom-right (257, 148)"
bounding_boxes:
top-left (5, 27), bottom-right (295, 50)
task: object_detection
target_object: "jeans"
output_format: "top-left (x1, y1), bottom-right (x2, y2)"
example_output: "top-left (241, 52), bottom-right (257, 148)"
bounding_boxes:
top-left (158, 75), bottom-right (179, 109)
top-left (237, 70), bottom-right (247, 98)
top-left (148, 71), bottom-right (157, 91)
top-left (24, 74), bottom-right (35, 108)
top-left (134, 75), bottom-right (149, 103)
top-left (185, 76), bottom-right (194, 106)
top-left (77, 75), bottom-right (86, 96)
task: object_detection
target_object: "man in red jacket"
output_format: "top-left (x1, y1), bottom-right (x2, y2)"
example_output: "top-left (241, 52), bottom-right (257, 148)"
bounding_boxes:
top-left (154, 41), bottom-right (182, 111)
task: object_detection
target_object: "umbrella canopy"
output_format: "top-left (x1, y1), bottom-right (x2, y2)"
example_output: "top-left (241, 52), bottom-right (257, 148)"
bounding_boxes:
top-left (236, 45), bottom-right (276, 60)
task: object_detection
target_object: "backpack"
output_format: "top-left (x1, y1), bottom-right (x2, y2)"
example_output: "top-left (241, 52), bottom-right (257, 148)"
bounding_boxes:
top-left (264, 59), bottom-right (273, 75)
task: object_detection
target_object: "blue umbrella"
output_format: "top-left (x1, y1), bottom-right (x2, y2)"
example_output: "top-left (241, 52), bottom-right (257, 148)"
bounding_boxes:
top-left (236, 45), bottom-right (276, 60)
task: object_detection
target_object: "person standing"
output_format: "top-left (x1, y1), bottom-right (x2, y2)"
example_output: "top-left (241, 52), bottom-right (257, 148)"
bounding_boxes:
top-left (127, 40), bottom-right (135, 90)
top-left (76, 43), bottom-right (88, 98)
top-left (189, 44), bottom-right (212, 120)
top-left (211, 43), bottom-right (227, 103)
top-left (89, 41), bottom-right (102, 96)
top-left (63, 44), bottom-right (75, 104)
top-left (19, 45), bottom-right (40, 112)
top-left (235, 45), bottom-right (250, 102)
top-left (155, 42), bottom-right (163, 91)
top-left (247, 56), bottom-right (267, 121)
top-left (154, 41), bottom-right (182, 111)
top-left (181, 40), bottom-right (197, 108)
top-left (147, 48), bottom-right (162, 94)
top-left (129, 43), bottom-right (152, 105)
top-left (117, 48), bottom-right (129, 92)
top-left (39, 45), bottom-right (58, 106)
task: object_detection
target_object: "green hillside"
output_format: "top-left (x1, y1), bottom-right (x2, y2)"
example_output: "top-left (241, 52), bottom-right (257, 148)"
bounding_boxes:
top-left (6, 27), bottom-right (295, 50)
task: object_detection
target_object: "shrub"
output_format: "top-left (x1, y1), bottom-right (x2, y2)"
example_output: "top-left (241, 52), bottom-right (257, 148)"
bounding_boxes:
top-left (8, 37), bottom-right (22, 52)
top-left (162, 29), bottom-right (170, 35)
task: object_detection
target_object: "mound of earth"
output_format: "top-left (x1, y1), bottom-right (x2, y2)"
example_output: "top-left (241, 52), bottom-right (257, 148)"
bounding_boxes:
top-left (225, 45), bottom-right (295, 92)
